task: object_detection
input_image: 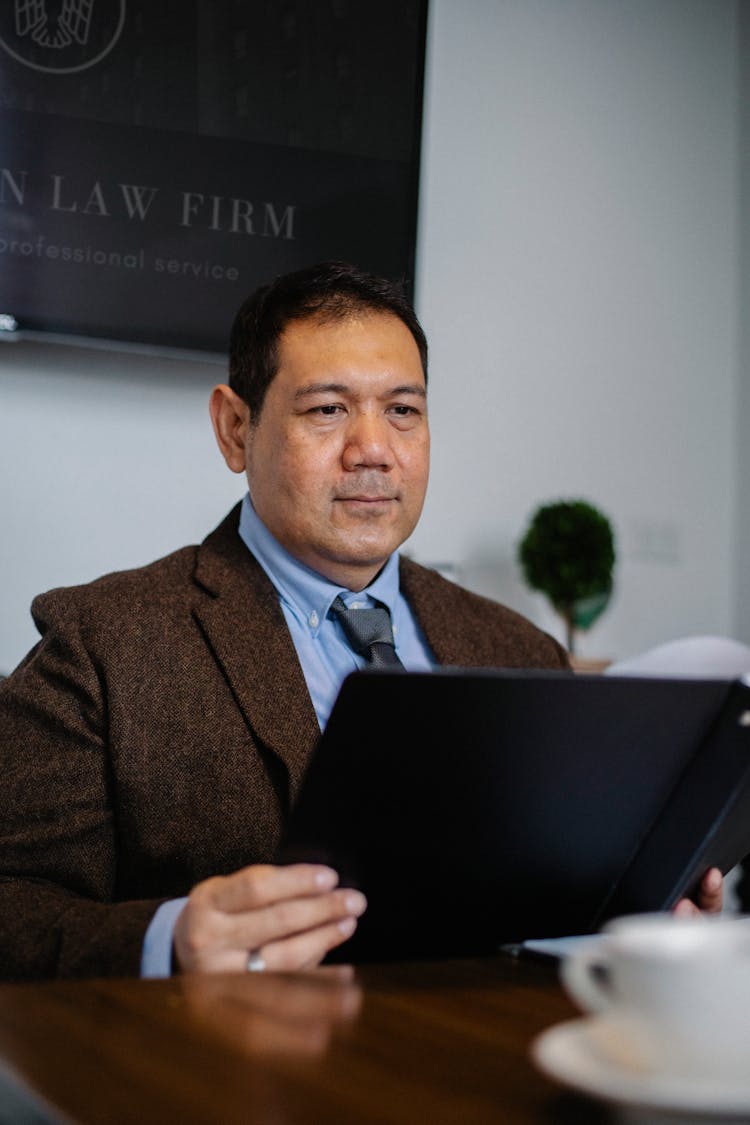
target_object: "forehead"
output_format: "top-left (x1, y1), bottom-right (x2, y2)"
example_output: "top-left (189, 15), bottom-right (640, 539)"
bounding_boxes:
top-left (273, 312), bottom-right (425, 390)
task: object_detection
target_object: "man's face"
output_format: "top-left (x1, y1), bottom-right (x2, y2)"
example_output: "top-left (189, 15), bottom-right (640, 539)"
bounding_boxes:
top-left (244, 312), bottom-right (429, 590)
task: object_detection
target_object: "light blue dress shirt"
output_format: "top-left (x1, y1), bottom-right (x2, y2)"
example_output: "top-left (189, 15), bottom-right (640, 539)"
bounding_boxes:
top-left (141, 494), bottom-right (434, 977)
top-left (237, 493), bottom-right (434, 726)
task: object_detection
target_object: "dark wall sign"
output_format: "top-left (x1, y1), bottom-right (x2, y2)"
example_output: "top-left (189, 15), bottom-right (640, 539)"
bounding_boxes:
top-left (0, 1), bottom-right (427, 354)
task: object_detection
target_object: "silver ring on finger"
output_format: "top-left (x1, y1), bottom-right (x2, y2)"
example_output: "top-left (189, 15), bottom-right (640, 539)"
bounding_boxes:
top-left (246, 948), bottom-right (266, 973)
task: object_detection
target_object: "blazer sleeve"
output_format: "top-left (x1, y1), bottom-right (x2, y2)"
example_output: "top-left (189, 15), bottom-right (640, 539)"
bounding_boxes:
top-left (0, 595), bottom-right (165, 981)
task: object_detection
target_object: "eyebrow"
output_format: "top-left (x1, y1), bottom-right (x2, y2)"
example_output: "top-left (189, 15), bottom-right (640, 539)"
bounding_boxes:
top-left (294, 382), bottom-right (427, 400)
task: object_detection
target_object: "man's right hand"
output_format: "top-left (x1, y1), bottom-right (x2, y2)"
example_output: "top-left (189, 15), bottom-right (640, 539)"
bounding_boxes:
top-left (173, 864), bottom-right (366, 974)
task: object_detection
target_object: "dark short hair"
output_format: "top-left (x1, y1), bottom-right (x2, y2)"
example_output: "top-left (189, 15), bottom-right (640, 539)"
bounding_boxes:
top-left (228, 261), bottom-right (428, 418)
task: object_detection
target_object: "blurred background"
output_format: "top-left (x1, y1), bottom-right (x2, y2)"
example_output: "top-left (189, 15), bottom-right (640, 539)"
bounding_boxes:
top-left (1, 0), bottom-right (747, 672)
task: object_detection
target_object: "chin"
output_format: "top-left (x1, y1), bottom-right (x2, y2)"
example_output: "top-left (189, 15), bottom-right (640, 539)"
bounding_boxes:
top-left (322, 537), bottom-right (396, 569)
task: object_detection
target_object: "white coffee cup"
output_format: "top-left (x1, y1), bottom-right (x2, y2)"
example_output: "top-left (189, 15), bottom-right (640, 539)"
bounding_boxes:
top-left (560, 913), bottom-right (750, 1080)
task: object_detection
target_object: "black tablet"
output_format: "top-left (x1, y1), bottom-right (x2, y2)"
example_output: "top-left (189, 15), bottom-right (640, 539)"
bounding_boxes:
top-left (278, 669), bottom-right (750, 961)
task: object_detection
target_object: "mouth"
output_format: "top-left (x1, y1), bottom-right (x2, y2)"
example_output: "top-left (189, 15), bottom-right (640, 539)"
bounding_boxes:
top-left (335, 496), bottom-right (397, 505)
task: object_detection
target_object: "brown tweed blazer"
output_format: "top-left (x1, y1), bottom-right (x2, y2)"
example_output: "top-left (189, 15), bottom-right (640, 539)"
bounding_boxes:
top-left (0, 505), bottom-right (567, 980)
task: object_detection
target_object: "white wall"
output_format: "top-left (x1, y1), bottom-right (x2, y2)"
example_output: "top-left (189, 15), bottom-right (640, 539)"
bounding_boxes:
top-left (0, 340), bottom-right (245, 672)
top-left (412, 0), bottom-right (739, 659)
top-left (0, 0), bottom-right (741, 673)
top-left (737, 0), bottom-right (750, 642)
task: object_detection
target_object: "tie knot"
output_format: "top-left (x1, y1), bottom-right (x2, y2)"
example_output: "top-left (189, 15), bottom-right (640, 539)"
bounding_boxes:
top-left (331, 596), bottom-right (402, 668)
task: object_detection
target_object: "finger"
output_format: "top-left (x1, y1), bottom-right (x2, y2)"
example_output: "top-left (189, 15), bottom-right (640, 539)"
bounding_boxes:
top-left (174, 874), bottom-right (363, 974)
top-left (673, 897), bottom-right (700, 918)
top-left (222, 887), bottom-right (367, 952)
top-left (180, 912), bottom-right (360, 976)
top-left (696, 867), bottom-right (723, 913)
top-left (207, 864), bottom-right (339, 913)
top-left (260, 914), bottom-right (360, 972)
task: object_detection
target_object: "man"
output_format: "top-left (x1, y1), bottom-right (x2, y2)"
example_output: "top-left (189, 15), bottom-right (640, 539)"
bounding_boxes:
top-left (0, 263), bottom-right (720, 980)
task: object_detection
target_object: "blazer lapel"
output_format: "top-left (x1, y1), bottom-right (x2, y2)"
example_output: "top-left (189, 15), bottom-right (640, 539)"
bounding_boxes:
top-left (192, 508), bottom-right (319, 805)
top-left (399, 556), bottom-right (478, 666)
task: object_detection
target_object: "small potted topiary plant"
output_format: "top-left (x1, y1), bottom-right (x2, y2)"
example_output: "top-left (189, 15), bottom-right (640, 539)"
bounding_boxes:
top-left (517, 499), bottom-right (615, 655)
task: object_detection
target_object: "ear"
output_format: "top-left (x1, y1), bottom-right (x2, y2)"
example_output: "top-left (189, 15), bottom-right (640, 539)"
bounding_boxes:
top-left (209, 384), bottom-right (251, 474)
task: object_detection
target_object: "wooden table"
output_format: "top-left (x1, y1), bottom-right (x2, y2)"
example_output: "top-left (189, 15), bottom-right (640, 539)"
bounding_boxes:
top-left (0, 957), bottom-right (610, 1125)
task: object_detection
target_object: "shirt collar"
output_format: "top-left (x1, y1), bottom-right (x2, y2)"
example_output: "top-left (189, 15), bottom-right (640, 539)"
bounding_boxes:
top-left (237, 493), bottom-right (401, 632)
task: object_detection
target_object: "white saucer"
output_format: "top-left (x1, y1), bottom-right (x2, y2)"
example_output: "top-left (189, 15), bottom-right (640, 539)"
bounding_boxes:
top-left (532, 1016), bottom-right (750, 1116)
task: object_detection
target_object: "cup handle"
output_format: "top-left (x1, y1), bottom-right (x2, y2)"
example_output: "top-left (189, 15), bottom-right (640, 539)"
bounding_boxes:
top-left (560, 944), bottom-right (613, 1014)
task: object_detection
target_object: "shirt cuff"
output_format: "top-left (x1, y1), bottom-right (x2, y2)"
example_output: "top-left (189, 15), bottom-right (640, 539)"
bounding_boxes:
top-left (140, 897), bottom-right (188, 978)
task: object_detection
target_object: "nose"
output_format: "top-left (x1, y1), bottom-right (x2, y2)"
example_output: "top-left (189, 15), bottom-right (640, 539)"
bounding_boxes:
top-left (341, 411), bottom-right (395, 471)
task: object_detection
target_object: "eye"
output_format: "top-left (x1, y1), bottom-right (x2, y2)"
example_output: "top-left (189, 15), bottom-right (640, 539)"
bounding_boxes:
top-left (387, 404), bottom-right (423, 423)
top-left (310, 403), bottom-right (344, 416)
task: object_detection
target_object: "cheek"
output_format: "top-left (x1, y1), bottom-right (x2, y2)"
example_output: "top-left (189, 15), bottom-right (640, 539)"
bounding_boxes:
top-left (274, 440), bottom-right (335, 501)
top-left (401, 440), bottom-right (430, 492)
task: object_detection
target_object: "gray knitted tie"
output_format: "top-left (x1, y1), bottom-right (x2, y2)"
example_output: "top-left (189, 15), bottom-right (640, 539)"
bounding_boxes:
top-left (331, 596), bottom-right (404, 668)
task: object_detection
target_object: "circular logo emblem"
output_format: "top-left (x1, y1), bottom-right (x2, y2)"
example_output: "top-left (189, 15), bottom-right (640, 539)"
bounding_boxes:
top-left (0, 1), bottom-right (126, 75)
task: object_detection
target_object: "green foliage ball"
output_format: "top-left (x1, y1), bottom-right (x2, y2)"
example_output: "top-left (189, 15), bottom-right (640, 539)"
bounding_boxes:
top-left (518, 500), bottom-right (615, 610)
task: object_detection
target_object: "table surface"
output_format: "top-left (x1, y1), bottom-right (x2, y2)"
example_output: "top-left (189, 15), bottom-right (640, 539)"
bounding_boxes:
top-left (0, 957), bottom-right (611, 1125)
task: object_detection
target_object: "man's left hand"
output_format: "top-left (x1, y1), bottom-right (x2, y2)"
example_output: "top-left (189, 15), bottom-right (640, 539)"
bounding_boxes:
top-left (673, 867), bottom-right (723, 917)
